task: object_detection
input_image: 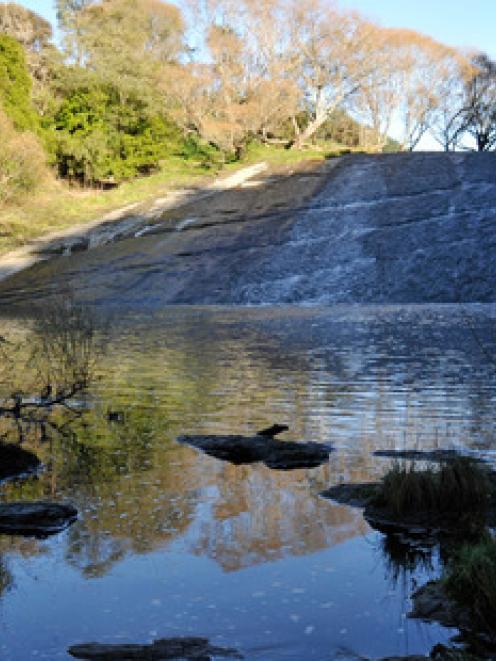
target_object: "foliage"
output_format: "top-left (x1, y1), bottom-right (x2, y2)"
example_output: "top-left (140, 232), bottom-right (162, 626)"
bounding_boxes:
top-left (374, 458), bottom-right (490, 518)
top-left (47, 78), bottom-right (199, 184)
top-left (444, 534), bottom-right (496, 638)
top-left (0, 33), bottom-right (37, 130)
top-left (0, 3), bottom-right (52, 51)
top-left (0, 109), bottom-right (47, 206)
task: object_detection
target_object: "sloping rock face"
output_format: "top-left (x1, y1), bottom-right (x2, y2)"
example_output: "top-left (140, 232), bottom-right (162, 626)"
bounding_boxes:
top-left (232, 152), bottom-right (496, 304)
top-left (0, 153), bottom-right (494, 308)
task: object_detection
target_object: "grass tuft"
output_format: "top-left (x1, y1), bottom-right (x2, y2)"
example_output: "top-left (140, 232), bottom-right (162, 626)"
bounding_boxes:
top-left (444, 534), bottom-right (496, 638)
top-left (373, 457), bottom-right (490, 519)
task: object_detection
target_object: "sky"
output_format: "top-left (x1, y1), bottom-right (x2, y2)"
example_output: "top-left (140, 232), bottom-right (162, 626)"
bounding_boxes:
top-left (5, 0), bottom-right (496, 59)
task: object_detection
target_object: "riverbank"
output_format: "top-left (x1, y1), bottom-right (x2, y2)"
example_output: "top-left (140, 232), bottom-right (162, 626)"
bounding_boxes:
top-left (0, 144), bottom-right (332, 257)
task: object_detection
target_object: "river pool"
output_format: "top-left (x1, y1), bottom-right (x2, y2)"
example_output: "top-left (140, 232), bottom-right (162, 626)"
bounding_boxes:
top-left (0, 304), bottom-right (495, 660)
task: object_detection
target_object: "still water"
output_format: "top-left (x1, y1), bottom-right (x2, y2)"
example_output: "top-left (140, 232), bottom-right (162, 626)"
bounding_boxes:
top-left (0, 305), bottom-right (495, 660)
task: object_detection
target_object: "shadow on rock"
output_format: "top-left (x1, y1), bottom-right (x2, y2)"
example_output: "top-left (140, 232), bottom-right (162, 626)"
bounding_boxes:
top-left (177, 434), bottom-right (332, 470)
top-left (68, 636), bottom-right (243, 659)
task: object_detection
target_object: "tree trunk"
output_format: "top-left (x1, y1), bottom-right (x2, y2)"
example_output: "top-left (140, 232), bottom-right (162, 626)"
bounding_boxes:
top-left (290, 113), bottom-right (328, 150)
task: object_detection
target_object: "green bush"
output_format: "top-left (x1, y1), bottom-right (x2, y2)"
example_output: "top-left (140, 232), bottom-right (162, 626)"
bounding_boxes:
top-left (444, 535), bottom-right (496, 638)
top-left (0, 34), bottom-right (37, 131)
top-left (374, 458), bottom-right (490, 518)
top-left (46, 79), bottom-right (212, 185)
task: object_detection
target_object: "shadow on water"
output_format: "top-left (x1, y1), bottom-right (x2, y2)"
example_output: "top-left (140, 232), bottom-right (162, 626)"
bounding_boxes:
top-left (0, 304), bottom-right (494, 658)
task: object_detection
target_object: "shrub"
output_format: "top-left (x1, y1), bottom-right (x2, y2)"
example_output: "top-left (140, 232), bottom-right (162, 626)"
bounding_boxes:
top-left (0, 34), bottom-right (37, 131)
top-left (444, 535), bottom-right (496, 638)
top-left (0, 109), bottom-right (47, 205)
top-left (374, 457), bottom-right (490, 518)
top-left (47, 79), bottom-right (209, 185)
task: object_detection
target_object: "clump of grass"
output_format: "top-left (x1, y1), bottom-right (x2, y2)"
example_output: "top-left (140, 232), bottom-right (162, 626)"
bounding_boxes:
top-left (373, 457), bottom-right (490, 519)
top-left (444, 534), bottom-right (496, 639)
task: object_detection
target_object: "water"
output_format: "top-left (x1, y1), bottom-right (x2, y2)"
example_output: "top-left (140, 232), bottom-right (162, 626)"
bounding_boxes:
top-left (0, 304), bottom-right (495, 660)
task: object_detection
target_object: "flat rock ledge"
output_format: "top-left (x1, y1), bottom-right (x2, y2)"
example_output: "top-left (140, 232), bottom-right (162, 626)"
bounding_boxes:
top-left (0, 442), bottom-right (41, 482)
top-left (68, 636), bottom-right (243, 659)
top-left (0, 501), bottom-right (78, 536)
top-left (177, 435), bottom-right (331, 470)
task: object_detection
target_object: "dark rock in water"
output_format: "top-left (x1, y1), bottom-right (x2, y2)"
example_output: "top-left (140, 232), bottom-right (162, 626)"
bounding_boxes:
top-left (320, 482), bottom-right (378, 508)
top-left (68, 636), bottom-right (243, 659)
top-left (0, 501), bottom-right (78, 536)
top-left (321, 481), bottom-right (493, 536)
top-left (0, 441), bottom-right (41, 482)
top-left (256, 424), bottom-right (289, 438)
top-left (374, 449), bottom-right (484, 463)
top-left (177, 435), bottom-right (331, 470)
top-left (410, 580), bottom-right (471, 631)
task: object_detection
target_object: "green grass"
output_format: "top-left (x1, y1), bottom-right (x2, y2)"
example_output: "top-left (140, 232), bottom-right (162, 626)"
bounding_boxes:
top-left (444, 535), bottom-right (496, 638)
top-left (373, 457), bottom-right (490, 519)
top-left (0, 143), bottom-right (337, 256)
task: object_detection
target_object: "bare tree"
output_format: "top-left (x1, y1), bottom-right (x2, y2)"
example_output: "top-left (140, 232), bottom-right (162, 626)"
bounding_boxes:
top-left (286, 0), bottom-right (377, 148)
top-left (463, 53), bottom-right (496, 151)
top-left (429, 50), bottom-right (473, 151)
top-left (0, 296), bottom-right (105, 444)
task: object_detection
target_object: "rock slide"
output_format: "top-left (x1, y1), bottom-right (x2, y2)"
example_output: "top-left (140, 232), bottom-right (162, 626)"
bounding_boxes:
top-left (0, 153), bottom-right (495, 308)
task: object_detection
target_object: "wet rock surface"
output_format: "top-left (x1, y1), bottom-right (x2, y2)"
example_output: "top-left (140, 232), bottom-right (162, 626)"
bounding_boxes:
top-left (178, 434), bottom-right (331, 470)
top-left (0, 501), bottom-right (78, 536)
top-left (1, 153), bottom-right (495, 309)
top-left (68, 636), bottom-right (243, 659)
top-left (0, 441), bottom-right (41, 482)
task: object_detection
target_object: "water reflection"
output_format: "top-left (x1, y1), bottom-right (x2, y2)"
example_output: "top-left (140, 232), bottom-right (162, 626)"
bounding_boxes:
top-left (0, 305), bottom-right (494, 659)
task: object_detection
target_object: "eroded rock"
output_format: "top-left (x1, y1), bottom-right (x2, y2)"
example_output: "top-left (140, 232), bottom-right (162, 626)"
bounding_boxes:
top-left (0, 501), bottom-right (78, 536)
top-left (177, 434), bottom-right (331, 470)
top-left (68, 636), bottom-right (243, 659)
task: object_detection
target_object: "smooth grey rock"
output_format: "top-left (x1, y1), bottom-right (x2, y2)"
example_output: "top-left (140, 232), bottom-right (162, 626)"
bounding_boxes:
top-left (178, 435), bottom-right (331, 470)
top-left (68, 636), bottom-right (243, 659)
top-left (2, 153), bottom-right (496, 309)
top-left (0, 501), bottom-right (77, 535)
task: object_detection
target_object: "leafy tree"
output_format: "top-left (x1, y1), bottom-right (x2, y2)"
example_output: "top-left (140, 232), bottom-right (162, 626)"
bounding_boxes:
top-left (57, 0), bottom-right (184, 99)
top-left (48, 74), bottom-right (193, 184)
top-left (0, 34), bottom-right (37, 130)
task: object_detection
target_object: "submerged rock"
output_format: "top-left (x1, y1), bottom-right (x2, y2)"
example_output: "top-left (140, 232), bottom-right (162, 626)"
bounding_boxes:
top-left (0, 441), bottom-right (41, 482)
top-left (0, 501), bottom-right (78, 536)
top-left (374, 449), bottom-right (484, 463)
top-left (410, 580), bottom-right (471, 631)
top-left (177, 434), bottom-right (331, 470)
top-left (68, 636), bottom-right (243, 659)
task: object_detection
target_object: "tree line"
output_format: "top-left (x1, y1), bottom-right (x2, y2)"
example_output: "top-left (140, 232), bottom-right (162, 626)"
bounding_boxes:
top-left (1, 0), bottom-right (496, 195)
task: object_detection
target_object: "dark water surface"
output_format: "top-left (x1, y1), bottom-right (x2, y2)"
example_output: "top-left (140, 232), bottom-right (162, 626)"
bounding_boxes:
top-left (0, 305), bottom-right (495, 660)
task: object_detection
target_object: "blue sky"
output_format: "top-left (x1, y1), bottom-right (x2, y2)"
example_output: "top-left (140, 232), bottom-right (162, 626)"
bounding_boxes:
top-left (5, 0), bottom-right (496, 58)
